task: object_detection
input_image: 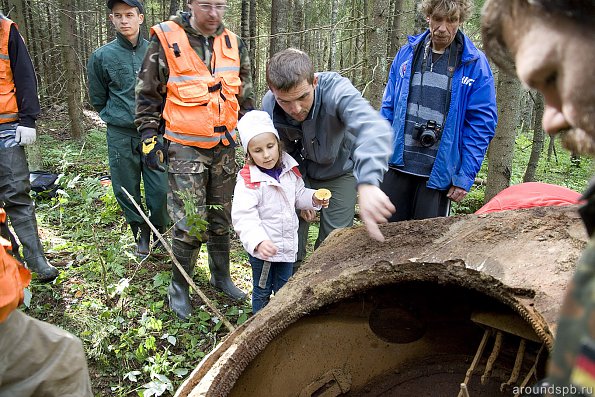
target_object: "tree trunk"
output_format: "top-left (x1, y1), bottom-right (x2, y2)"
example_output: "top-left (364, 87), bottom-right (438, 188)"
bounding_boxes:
top-left (169, 0), bottom-right (180, 18)
top-left (240, 0), bottom-right (249, 40)
top-left (354, 0), bottom-right (364, 85)
top-left (328, 0), bottom-right (339, 70)
top-left (523, 92), bottom-right (545, 182)
top-left (270, 0), bottom-right (289, 57)
top-left (485, 72), bottom-right (521, 203)
top-left (413, 0), bottom-right (426, 34)
top-left (7, 0), bottom-right (25, 33)
top-left (388, 0), bottom-right (404, 57)
top-left (24, 0), bottom-right (39, 78)
top-left (363, 0), bottom-right (389, 108)
top-left (40, 2), bottom-right (55, 101)
top-left (290, 0), bottom-right (303, 49)
top-left (59, 0), bottom-right (85, 140)
top-left (14, 0), bottom-right (42, 170)
top-left (248, 0), bottom-right (257, 89)
top-left (106, 4), bottom-right (113, 39)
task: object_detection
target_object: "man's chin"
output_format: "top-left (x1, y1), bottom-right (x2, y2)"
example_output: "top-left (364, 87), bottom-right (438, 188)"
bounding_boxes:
top-left (560, 129), bottom-right (595, 156)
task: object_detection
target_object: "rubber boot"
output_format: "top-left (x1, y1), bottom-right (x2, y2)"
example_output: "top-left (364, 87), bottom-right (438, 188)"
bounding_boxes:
top-left (168, 240), bottom-right (198, 320)
top-left (135, 224), bottom-right (151, 257)
top-left (152, 226), bottom-right (166, 251)
top-left (1, 220), bottom-right (21, 261)
top-left (207, 234), bottom-right (246, 300)
top-left (11, 217), bottom-right (58, 282)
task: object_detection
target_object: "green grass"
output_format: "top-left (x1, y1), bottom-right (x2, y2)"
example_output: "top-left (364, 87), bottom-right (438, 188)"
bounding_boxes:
top-left (26, 126), bottom-right (253, 397)
top-left (452, 130), bottom-right (593, 214)
top-left (25, 124), bottom-right (592, 396)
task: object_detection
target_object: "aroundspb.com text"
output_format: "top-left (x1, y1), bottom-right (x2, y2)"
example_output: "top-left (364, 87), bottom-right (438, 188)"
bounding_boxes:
top-left (513, 383), bottom-right (593, 396)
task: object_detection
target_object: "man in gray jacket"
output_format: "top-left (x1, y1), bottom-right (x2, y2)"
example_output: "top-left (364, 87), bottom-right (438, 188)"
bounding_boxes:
top-left (262, 48), bottom-right (395, 271)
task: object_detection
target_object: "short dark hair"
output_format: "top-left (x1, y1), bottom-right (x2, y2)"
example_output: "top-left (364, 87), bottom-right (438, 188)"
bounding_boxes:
top-left (266, 48), bottom-right (315, 91)
top-left (482, 0), bottom-right (595, 74)
top-left (419, 0), bottom-right (473, 23)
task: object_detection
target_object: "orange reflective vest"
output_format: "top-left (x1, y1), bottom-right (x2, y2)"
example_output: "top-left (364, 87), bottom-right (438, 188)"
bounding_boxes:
top-left (0, 16), bottom-right (19, 124)
top-left (0, 208), bottom-right (31, 323)
top-left (151, 22), bottom-right (241, 148)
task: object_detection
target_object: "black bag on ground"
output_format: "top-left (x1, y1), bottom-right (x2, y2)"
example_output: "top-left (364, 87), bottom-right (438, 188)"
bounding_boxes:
top-left (29, 171), bottom-right (60, 198)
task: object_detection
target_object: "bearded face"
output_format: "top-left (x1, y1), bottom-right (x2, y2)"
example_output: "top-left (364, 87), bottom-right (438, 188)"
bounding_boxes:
top-left (501, 6), bottom-right (595, 155)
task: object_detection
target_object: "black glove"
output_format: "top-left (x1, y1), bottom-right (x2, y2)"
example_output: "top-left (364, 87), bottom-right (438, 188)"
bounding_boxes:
top-left (141, 131), bottom-right (166, 172)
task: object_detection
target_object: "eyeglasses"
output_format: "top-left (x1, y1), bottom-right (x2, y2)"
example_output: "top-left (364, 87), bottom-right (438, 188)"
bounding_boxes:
top-left (195, 3), bottom-right (228, 13)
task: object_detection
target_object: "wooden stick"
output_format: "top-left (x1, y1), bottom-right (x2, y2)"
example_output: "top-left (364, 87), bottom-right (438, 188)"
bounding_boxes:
top-left (501, 338), bottom-right (526, 391)
top-left (460, 384), bottom-right (470, 397)
top-left (481, 330), bottom-right (503, 384)
top-left (515, 344), bottom-right (545, 397)
top-left (121, 187), bottom-right (236, 332)
top-left (457, 328), bottom-right (491, 397)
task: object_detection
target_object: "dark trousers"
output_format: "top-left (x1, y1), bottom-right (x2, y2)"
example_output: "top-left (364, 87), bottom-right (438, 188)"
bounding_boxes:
top-left (380, 168), bottom-right (450, 222)
top-left (296, 173), bottom-right (357, 264)
top-left (248, 254), bottom-right (293, 313)
top-left (107, 127), bottom-right (169, 229)
top-left (0, 145), bottom-right (35, 224)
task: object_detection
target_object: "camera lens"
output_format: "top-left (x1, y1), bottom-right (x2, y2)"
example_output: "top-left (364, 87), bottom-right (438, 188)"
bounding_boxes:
top-left (419, 130), bottom-right (436, 147)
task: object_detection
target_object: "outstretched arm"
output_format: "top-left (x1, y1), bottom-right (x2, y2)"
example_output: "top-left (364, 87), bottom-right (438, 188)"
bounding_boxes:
top-left (358, 184), bottom-right (395, 242)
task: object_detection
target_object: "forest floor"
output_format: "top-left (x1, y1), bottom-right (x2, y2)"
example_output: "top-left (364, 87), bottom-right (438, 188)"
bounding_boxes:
top-left (25, 110), bottom-right (264, 396)
top-left (22, 109), bottom-right (594, 396)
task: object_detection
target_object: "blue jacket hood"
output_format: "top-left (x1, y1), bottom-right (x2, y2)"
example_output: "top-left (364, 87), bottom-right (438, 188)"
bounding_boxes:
top-left (407, 30), bottom-right (482, 65)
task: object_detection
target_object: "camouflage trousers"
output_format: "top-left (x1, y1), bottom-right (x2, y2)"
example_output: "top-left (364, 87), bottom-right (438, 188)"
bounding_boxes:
top-left (544, 230), bottom-right (595, 397)
top-left (167, 141), bottom-right (237, 248)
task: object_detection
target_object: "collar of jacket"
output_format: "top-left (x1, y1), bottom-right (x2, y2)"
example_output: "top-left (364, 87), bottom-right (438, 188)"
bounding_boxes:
top-left (245, 152), bottom-right (300, 184)
top-left (408, 29), bottom-right (479, 65)
top-left (116, 30), bottom-right (143, 49)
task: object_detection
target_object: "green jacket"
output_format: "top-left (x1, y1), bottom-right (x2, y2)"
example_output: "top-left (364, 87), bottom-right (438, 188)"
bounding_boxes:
top-left (87, 32), bottom-right (148, 134)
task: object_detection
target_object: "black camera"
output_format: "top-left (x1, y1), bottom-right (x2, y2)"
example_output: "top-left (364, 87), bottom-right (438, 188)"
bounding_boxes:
top-left (413, 120), bottom-right (442, 148)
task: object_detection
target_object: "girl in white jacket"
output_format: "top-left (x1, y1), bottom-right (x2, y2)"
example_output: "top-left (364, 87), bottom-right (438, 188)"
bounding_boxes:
top-left (232, 111), bottom-right (328, 313)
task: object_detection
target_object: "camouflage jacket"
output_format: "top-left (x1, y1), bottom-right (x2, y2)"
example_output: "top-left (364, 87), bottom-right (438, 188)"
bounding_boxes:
top-left (544, 182), bottom-right (595, 397)
top-left (135, 12), bottom-right (254, 136)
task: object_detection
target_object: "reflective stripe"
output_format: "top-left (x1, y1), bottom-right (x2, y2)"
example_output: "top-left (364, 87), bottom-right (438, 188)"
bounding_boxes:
top-left (165, 128), bottom-right (236, 143)
top-left (168, 75), bottom-right (202, 83)
top-left (154, 22), bottom-right (241, 148)
top-left (0, 54), bottom-right (8, 60)
top-left (0, 113), bottom-right (17, 119)
top-left (158, 22), bottom-right (173, 32)
top-left (213, 66), bottom-right (240, 73)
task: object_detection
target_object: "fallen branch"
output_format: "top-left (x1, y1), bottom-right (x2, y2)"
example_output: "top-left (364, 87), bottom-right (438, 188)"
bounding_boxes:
top-left (121, 187), bottom-right (236, 332)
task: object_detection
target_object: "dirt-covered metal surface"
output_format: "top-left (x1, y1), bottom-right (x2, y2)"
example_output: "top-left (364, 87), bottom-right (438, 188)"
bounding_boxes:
top-left (176, 206), bottom-right (587, 397)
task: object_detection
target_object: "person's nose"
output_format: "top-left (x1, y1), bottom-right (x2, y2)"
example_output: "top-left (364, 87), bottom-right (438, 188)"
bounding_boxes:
top-left (207, 6), bottom-right (218, 17)
top-left (543, 105), bottom-right (571, 135)
top-left (287, 102), bottom-right (301, 115)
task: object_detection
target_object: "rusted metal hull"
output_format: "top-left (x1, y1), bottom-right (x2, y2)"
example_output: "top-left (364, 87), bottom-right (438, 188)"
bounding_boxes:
top-left (176, 206), bottom-right (586, 397)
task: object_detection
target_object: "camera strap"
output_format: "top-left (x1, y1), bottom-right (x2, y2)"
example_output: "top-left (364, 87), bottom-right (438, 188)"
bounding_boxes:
top-left (419, 35), bottom-right (459, 125)
top-left (443, 40), bottom-right (458, 119)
